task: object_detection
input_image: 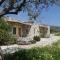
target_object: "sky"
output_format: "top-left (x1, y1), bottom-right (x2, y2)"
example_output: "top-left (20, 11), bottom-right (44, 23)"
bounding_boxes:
top-left (6, 5), bottom-right (60, 26)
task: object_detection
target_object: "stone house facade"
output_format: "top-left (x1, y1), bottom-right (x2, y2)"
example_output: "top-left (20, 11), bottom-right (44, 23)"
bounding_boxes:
top-left (5, 17), bottom-right (50, 38)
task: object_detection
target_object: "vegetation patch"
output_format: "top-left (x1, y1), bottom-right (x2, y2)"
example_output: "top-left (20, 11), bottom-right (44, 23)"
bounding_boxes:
top-left (0, 18), bottom-right (17, 45)
top-left (33, 36), bottom-right (40, 41)
top-left (4, 40), bottom-right (60, 60)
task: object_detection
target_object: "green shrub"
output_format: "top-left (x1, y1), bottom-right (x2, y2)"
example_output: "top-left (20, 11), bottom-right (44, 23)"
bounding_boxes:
top-left (4, 45), bottom-right (60, 60)
top-left (0, 18), bottom-right (16, 45)
top-left (0, 29), bottom-right (17, 45)
top-left (33, 36), bottom-right (40, 41)
top-left (3, 40), bottom-right (60, 60)
top-left (0, 18), bottom-right (11, 32)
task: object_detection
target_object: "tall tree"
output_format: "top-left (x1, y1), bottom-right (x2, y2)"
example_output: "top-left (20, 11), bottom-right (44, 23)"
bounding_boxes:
top-left (0, 0), bottom-right (60, 19)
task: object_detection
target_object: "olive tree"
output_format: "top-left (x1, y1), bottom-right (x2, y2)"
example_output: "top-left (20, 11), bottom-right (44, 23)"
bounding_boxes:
top-left (0, 0), bottom-right (60, 19)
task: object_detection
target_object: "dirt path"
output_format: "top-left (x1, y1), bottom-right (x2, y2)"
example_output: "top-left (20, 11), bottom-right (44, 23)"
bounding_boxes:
top-left (18, 36), bottom-right (60, 49)
top-left (1, 35), bottom-right (60, 50)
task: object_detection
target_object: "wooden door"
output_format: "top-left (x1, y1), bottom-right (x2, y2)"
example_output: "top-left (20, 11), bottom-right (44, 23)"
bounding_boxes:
top-left (19, 28), bottom-right (21, 37)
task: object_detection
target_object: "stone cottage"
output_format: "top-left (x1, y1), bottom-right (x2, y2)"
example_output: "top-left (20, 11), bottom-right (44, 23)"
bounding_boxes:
top-left (4, 17), bottom-right (50, 40)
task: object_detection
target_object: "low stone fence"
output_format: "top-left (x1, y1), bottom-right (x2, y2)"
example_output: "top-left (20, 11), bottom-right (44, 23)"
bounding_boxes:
top-left (0, 47), bottom-right (4, 60)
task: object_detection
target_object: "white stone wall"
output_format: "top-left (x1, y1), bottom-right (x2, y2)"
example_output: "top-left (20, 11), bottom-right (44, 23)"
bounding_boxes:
top-left (46, 26), bottom-right (50, 38)
top-left (28, 23), bottom-right (40, 38)
top-left (28, 23), bottom-right (50, 38)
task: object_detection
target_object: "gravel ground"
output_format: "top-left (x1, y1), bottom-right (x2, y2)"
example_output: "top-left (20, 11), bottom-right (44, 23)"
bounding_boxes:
top-left (1, 35), bottom-right (60, 53)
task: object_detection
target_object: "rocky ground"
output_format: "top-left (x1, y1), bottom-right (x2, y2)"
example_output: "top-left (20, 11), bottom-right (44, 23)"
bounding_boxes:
top-left (1, 34), bottom-right (60, 54)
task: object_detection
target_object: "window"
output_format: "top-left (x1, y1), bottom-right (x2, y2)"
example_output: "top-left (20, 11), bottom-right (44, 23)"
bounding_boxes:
top-left (13, 27), bottom-right (16, 34)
